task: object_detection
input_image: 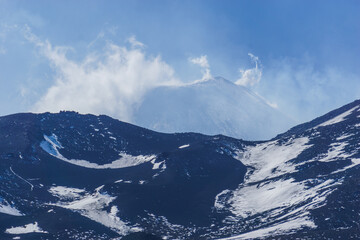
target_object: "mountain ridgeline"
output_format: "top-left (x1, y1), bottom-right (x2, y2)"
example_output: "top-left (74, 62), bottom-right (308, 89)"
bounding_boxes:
top-left (0, 100), bottom-right (360, 239)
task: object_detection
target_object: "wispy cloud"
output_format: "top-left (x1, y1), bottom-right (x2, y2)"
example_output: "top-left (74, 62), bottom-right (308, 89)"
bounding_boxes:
top-left (189, 55), bottom-right (212, 80)
top-left (24, 27), bottom-right (179, 122)
top-left (0, 23), bottom-right (17, 54)
top-left (87, 31), bottom-right (105, 48)
top-left (235, 53), bottom-right (262, 87)
top-left (256, 56), bottom-right (360, 122)
top-left (127, 35), bottom-right (145, 48)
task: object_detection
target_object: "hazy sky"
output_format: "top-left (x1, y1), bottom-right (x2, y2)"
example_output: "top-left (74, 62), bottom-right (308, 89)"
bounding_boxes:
top-left (0, 0), bottom-right (359, 124)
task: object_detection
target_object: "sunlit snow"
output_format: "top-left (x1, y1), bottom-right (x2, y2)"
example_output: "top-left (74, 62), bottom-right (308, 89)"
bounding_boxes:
top-left (179, 144), bottom-right (190, 149)
top-left (216, 136), bottom-right (345, 239)
top-left (48, 186), bottom-right (130, 235)
top-left (317, 106), bottom-right (359, 127)
top-left (5, 222), bottom-right (48, 234)
top-left (235, 137), bottom-right (312, 182)
top-left (40, 134), bottom-right (156, 169)
top-left (0, 199), bottom-right (23, 216)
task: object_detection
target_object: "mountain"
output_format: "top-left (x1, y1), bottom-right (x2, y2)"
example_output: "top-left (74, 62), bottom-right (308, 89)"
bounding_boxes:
top-left (133, 77), bottom-right (294, 140)
top-left (0, 100), bottom-right (360, 239)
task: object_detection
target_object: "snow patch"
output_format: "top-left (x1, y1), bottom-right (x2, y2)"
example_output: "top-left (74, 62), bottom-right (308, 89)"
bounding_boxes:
top-left (5, 222), bottom-right (48, 234)
top-left (222, 176), bottom-right (340, 239)
top-left (229, 178), bottom-right (338, 218)
top-left (235, 137), bottom-right (311, 182)
top-left (49, 186), bottom-right (85, 200)
top-left (317, 142), bottom-right (351, 162)
top-left (41, 134), bottom-right (156, 169)
top-left (48, 186), bottom-right (130, 235)
top-left (179, 144), bottom-right (190, 149)
top-left (152, 160), bottom-right (166, 170)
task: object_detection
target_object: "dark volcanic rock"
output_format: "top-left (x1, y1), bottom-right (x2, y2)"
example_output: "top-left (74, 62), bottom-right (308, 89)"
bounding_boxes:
top-left (0, 101), bottom-right (360, 239)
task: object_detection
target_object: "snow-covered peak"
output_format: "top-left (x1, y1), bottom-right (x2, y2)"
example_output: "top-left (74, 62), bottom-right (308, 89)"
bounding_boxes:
top-left (133, 76), bottom-right (294, 140)
top-left (189, 76), bottom-right (233, 86)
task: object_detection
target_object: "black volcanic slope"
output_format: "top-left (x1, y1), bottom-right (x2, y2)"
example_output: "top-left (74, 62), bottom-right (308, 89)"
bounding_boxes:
top-left (0, 100), bottom-right (360, 239)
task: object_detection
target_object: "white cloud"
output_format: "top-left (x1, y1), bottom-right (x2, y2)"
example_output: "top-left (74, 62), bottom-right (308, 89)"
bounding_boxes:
top-left (235, 53), bottom-right (262, 87)
top-left (25, 27), bottom-right (179, 122)
top-left (189, 55), bottom-right (212, 81)
top-left (127, 35), bottom-right (145, 48)
top-left (22, 27), bottom-right (357, 126)
top-left (189, 55), bottom-right (209, 68)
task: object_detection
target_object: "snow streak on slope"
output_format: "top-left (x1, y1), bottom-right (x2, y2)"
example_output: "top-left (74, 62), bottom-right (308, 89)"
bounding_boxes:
top-left (48, 186), bottom-right (132, 235)
top-left (0, 198), bottom-right (23, 216)
top-left (317, 106), bottom-right (359, 127)
top-left (40, 134), bottom-right (156, 169)
top-left (220, 217), bottom-right (313, 240)
top-left (317, 142), bottom-right (350, 162)
top-left (332, 158), bottom-right (360, 174)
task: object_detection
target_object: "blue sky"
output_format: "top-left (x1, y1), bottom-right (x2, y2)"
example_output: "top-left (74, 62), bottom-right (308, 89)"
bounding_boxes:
top-left (0, 0), bottom-right (359, 123)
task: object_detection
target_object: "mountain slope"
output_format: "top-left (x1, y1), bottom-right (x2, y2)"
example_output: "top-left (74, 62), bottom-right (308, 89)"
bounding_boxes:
top-left (133, 77), bottom-right (294, 140)
top-left (216, 100), bottom-right (360, 239)
top-left (0, 100), bottom-right (360, 239)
